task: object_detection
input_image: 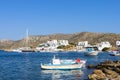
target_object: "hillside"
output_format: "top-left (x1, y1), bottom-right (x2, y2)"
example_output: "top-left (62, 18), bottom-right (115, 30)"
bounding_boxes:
top-left (1, 32), bottom-right (120, 50)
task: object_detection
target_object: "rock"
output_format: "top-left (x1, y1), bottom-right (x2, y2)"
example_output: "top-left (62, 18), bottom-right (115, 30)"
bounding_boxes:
top-left (103, 68), bottom-right (119, 79)
top-left (113, 68), bottom-right (120, 73)
top-left (88, 74), bottom-right (98, 80)
top-left (105, 60), bottom-right (113, 64)
top-left (114, 75), bottom-right (120, 80)
top-left (88, 69), bottom-right (106, 80)
top-left (106, 67), bottom-right (113, 70)
top-left (88, 60), bottom-right (120, 80)
top-left (117, 65), bottom-right (120, 69)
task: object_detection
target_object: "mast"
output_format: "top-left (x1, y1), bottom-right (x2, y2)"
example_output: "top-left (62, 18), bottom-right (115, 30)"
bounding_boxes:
top-left (26, 29), bottom-right (29, 50)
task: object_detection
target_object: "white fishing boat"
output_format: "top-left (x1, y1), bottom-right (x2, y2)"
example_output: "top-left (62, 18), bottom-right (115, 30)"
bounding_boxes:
top-left (41, 56), bottom-right (86, 70)
top-left (12, 49), bottom-right (22, 52)
top-left (84, 47), bottom-right (99, 56)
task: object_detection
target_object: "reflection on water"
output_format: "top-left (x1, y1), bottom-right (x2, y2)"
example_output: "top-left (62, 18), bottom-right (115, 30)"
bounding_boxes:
top-left (41, 69), bottom-right (83, 80)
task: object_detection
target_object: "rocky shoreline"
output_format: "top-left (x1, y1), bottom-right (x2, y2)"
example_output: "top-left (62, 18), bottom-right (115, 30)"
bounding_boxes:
top-left (87, 60), bottom-right (120, 80)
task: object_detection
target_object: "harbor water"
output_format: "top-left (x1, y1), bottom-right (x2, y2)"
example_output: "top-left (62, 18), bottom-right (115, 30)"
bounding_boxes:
top-left (0, 50), bottom-right (120, 80)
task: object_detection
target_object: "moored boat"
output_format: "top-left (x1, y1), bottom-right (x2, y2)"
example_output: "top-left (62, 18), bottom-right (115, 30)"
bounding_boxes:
top-left (109, 50), bottom-right (120, 56)
top-left (12, 47), bottom-right (35, 53)
top-left (84, 51), bottom-right (99, 56)
top-left (20, 47), bottom-right (35, 52)
top-left (84, 47), bottom-right (99, 56)
top-left (11, 29), bottom-right (35, 53)
top-left (41, 56), bottom-right (86, 70)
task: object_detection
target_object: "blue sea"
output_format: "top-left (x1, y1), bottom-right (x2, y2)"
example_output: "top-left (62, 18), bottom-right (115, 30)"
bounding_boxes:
top-left (0, 50), bottom-right (120, 80)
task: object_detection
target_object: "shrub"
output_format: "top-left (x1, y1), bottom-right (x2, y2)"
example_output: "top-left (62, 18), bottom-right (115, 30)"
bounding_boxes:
top-left (102, 47), bottom-right (110, 51)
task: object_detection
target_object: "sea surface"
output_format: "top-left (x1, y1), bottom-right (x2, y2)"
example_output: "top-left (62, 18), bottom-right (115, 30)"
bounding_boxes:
top-left (0, 50), bottom-right (120, 80)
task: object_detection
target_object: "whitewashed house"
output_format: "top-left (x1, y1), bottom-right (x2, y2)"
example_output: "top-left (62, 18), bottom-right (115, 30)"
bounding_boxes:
top-left (97, 41), bottom-right (112, 51)
top-left (47, 40), bottom-right (58, 48)
top-left (36, 39), bottom-right (69, 52)
top-left (115, 41), bottom-right (120, 52)
top-left (76, 41), bottom-right (88, 51)
top-left (58, 40), bottom-right (69, 46)
top-left (116, 41), bottom-right (120, 46)
top-left (78, 41), bottom-right (88, 47)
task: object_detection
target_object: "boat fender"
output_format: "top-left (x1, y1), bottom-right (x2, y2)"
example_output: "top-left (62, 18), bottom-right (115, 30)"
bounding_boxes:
top-left (76, 58), bottom-right (80, 63)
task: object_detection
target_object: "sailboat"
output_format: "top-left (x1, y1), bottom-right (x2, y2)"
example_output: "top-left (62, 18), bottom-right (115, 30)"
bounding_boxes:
top-left (21, 29), bottom-right (35, 52)
top-left (12, 29), bottom-right (35, 52)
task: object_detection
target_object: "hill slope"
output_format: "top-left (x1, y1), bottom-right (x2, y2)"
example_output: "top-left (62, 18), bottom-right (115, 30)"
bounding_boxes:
top-left (1, 32), bottom-right (120, 50)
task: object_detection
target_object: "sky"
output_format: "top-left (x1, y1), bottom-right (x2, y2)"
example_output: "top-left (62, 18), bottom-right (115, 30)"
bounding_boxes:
top-left (0, 0), bottom-right (120, 40)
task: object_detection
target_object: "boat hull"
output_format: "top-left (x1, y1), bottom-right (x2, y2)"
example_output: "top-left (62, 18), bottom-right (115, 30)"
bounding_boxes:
top-left (21, 50), bottom-right (35, 52)
top-left (41, 63), bottom-right (84, 70)
top-left (84, 51), bottom-right (99, 56)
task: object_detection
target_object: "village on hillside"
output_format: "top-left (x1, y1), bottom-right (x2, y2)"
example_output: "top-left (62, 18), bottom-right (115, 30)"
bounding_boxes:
top-left (10, 39), bottom-right (120, 53)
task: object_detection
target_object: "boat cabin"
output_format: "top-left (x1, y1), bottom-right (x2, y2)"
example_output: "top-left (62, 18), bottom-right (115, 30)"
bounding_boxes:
top-left (86, 47), bottom-right (98, 51)
top-left (52, 56), bottom-right (61, 65)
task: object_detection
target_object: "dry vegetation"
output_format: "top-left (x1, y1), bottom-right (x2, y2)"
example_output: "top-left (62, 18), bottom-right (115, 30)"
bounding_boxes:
top-left (0, 32), bottom-right (120, 50)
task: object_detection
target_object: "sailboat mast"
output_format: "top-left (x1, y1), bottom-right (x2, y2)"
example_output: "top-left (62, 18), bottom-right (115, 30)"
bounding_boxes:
top-left (26, 29), bottom-right (29, 49)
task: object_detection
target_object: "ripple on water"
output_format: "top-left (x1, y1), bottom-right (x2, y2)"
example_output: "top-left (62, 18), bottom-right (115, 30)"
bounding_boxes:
top-left (0, 51), bottom-right (120, 80)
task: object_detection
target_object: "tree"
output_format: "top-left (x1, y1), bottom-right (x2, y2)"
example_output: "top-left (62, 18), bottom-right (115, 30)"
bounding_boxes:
top-left (102, 47), bottom-right (110, 51)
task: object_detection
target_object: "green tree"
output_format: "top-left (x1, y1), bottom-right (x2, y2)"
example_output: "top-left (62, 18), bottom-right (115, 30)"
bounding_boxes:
top-left (102, 47), bottom-right (110, 51)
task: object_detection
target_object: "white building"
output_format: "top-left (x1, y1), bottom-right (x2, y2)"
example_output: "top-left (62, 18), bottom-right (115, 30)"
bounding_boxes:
top-left (36, 39), bottom-right (69, 52)
top-left (58, 40), bottom-right (69, 46)
top-left (116, 41), bottom-right (120, 46)
top-left (78, 41), bottom-right (88, 47)
top-left (76, 41), bottom-right (88, 51)
top-left (47, 40), bottom-right (58, 48)
top-left (97, 41), bottom-right (112, 51)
